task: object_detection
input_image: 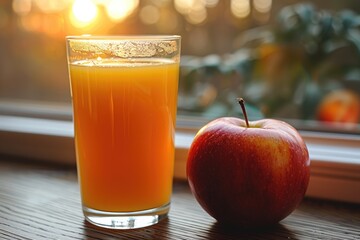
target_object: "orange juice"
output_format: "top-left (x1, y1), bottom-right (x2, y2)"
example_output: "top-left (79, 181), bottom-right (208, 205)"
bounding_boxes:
top-left (69, 59), bottom-right (179, 212)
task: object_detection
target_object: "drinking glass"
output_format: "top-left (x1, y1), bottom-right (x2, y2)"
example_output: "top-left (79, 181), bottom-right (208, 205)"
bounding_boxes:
top-left (66, 35), bottom-right (181, 229)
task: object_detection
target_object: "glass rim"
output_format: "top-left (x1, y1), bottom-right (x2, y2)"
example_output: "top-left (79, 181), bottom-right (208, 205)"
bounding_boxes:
top-left (66, 35), bottom-right (181, 41)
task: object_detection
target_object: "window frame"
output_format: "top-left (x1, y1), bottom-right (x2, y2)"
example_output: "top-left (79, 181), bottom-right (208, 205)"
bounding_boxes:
top-left (0, 100), bottom-right (359, 204)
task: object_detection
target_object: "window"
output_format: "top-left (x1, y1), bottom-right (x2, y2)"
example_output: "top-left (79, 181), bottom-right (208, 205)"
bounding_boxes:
top-left (0, 1), bottom-right (359, 203)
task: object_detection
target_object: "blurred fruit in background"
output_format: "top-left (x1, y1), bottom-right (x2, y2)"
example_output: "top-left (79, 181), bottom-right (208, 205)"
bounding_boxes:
top-left (317, 89), bottom-right (360, 124)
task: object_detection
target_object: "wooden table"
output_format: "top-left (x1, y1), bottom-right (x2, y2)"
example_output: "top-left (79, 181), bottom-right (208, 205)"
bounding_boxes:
top-left (0, 157), bottom-right (359, 240)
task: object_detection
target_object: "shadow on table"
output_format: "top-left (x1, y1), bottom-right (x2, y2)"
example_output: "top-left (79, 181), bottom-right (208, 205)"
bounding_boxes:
top-left (205, 222), bottom-right (298, 240)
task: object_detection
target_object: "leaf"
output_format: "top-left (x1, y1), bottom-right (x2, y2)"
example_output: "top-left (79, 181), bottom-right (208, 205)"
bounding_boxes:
top-left (202, 102), bottom-right (229, 118)
top-left (317, 10), bottom-right (335, 39)
top-left (346, 29), bottom-right (360, 53)
top-left (301, 82), bottom-right (323, 119)
top-left (294, 3), bottom-right (316, 24)
top-left (345, 69), bottom-right (360, 81)
top-left (338, 10), bottom-right (360, 30)
top-left (201, 54), bottom-right (221, 74)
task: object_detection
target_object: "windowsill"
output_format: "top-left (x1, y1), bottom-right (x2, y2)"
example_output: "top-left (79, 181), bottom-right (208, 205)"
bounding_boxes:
top-left (0, 114), bottom-right (359, 204)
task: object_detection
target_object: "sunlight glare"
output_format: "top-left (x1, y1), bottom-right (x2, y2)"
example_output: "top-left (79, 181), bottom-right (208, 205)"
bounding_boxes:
top-left (105, 0), bottom-right (139, 22)
top-left (71, 0), bottom-right (98, 27)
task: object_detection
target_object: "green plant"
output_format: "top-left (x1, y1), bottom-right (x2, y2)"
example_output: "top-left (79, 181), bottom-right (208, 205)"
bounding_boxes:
top-left (178, 3), bottom-right (360, 125)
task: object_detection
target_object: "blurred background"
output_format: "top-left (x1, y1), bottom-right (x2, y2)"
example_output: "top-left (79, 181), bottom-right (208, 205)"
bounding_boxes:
top-left (0, 0), bottom-right (359, 133)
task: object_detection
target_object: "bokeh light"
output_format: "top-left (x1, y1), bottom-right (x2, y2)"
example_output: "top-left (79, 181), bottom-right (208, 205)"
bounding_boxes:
top-left (253, 0), bottom-right (272, 13)
top-left (204, 0), bottom-right (219, 8)
top-left (70, 0), bottom-right (98, 28)
top-left (140, 5), bottom-right (160, 25)
top-left (174, 0), bottom-right (194, 15)
top-left (231, 0), bottom-right (250, 18)
top-left (149, 0), bottom-right (171, 7)
top-left (8, 0), bottom-right (274, 35)
top-left (105, 0), bottom-right (139, 22)
top-left (157, 9), bottom-right (179, 32)
top-left (186, 3), bottom-right (207, 25)
top-left (35, 0), bottom-right (68, 13)
top-left (174, 0), bottom-right (208, 25)
top-left (12, 0), bottom-right (32, 16)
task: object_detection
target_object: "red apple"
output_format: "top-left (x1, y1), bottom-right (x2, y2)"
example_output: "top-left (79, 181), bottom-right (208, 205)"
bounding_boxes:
top-left (186, 99), bottom-right (310, 229)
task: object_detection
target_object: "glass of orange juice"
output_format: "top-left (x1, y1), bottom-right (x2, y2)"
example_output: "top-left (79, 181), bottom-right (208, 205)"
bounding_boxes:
top-left (66, 35), bottom-right (181, 229)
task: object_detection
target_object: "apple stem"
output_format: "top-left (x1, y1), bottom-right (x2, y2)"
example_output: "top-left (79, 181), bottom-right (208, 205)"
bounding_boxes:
top-left (237, 98), bottom-right (249, 128)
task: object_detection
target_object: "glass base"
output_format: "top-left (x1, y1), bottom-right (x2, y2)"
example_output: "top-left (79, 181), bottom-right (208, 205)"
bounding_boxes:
top-left (83, 203), bottom-right (170, 229)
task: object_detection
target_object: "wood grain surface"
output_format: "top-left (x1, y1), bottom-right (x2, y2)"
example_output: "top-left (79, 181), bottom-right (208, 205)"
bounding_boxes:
top-left (0, 158), bottom-right (359, 240)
